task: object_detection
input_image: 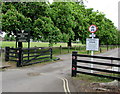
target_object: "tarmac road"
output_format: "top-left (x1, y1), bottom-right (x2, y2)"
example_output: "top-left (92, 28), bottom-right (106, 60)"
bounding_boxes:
top-left (2, 53), bottom-right (76, 93)
top-left (1, 48), bottom-right (119, 93)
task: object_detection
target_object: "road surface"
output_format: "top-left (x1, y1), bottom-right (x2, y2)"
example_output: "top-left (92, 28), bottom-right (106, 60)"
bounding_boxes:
top-left (1, 48), bottom-right (119, 93)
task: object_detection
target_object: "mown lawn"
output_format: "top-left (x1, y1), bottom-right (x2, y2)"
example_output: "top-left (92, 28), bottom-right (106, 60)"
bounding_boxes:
top-left (1, 41), bottom-right (83, 48)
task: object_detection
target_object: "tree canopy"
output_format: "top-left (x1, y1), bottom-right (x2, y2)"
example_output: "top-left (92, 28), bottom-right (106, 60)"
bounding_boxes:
top-left (1, 2), bottom-right (119, 46)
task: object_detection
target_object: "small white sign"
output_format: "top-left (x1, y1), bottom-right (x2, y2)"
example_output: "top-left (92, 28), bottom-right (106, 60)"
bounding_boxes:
top-left (89, 34), bottom-right (96, 37)
top-left (86, 38), bottom-right (99, 51)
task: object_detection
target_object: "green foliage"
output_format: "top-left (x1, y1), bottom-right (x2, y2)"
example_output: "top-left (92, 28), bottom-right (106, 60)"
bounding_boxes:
top-left (50, 2), bottom-right (76, 42)
top-left (4, 34), bottom-right (15, 41)
top-left (34, 17), bottom-right (62, 46)
top-left (1, 2), bottom-right (119, 46)
top-left (2, 4), bottom-right (31, 35)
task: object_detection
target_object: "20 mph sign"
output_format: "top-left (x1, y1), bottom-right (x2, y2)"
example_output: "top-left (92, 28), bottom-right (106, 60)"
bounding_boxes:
top-left (88, 25), bottom-right (97, 33)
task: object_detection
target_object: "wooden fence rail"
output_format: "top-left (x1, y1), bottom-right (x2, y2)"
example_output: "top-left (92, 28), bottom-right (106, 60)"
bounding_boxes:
top-left (71, 51), bottom-right (120, 81)
top-left (5, 47), bottom-right (52, 67)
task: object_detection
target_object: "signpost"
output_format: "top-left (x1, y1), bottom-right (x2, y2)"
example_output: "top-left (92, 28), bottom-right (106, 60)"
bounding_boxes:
top-left (87, 24), bottom-right (99, 73)
top-left (17, 31), bottom-right (29, 42)
top-left (16, 29), bottom-right (30, 60)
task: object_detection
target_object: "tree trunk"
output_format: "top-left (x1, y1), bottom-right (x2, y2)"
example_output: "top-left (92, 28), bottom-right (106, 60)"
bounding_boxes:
top-left (67, 39), bottom-right (72, 47)
top-left (18, 42), bottom-right (22, 48)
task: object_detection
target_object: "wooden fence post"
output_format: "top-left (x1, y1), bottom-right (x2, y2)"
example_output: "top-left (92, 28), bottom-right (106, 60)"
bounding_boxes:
top-left (107, 45), bottom-right (108, 51)
top-left (17, 47), bottom-right (22, 67)
top-left (75, 46), bottom-right (76, 50)
top-left (72, 51), bottom-right (77, 77)
top-left (79, 46), bottom-right (81, 51)
top-left (68, 46), bottom-right (70, 53)
top-left (5, 47), bottom-right (10, 61)
top-left (50, 48), bottom-right (52, 60)
top-left (100, 47), bottom-right (102, 53)
top-left (60, 45), bottom-right (62, 54)
top-left (87, 51), bottom-right (89, 55)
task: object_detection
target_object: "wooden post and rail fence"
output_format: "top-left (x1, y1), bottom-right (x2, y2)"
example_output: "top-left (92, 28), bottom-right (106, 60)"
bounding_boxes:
top-left (5, 47), bottom-right (52, 67)
top-left (72, 51), bottom-right (120, 81)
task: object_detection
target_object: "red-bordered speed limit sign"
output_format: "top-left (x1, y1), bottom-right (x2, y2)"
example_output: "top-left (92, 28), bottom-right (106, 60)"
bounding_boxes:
top-left (88, 25), bottom-right (97, 33)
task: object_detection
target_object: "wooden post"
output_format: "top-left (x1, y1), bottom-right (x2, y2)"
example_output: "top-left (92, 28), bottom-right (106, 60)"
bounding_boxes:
top-left (50, 48), bottom-right (52, 60)
top-left (100, 47), bottom-right (102, 53)
top-left (107, 45), bottom-right (108, 51)
top-left (28, 41), bottom-right (30, 60)
top-left (72, 51), bottom-right (77, 77)
top-left (68, 46), bottom-right (70, 53)
top-left (17, 47), bottom-right (22, 67)
top-left (87, 51), bottom-right (89, 55)
top-left (79, 46), bottom-right (81, 51)
top-left (5, 47), bottom-right (10, 61)
top-left (60, 45), bottom-right (62, 54)
top-left (75, 46), bottom-right (76, 50)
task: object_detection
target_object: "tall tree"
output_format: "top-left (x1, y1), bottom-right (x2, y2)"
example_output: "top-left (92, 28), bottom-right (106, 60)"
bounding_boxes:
top-left (33, 17), bottom-right (62, 46)
top-left (50, 2), bottom-right (76, 47)
top-left (2, 4), bottom-right (31, 47)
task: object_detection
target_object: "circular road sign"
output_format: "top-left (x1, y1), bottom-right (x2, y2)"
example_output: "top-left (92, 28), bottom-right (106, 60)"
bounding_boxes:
top-left (88, 25), bottom-right (97, 33)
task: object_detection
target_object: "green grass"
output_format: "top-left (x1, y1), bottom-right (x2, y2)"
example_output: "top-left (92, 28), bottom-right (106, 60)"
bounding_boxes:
top-left (1, 41), bottom-right (83, 48)
top-left (2, 41), bottom-right (118, 68)
top-left (75, 74), bottom-right (114, 83)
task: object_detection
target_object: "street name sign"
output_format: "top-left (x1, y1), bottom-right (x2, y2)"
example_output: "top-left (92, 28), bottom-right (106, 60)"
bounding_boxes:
top-left (86, 38), bottom-right (99, 51)
top-left (17, 32), bottom-right (29, 42)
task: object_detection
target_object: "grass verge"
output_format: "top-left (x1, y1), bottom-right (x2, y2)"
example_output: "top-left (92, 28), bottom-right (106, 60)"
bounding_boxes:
top-left (74, 73), bottom-right (119, 83)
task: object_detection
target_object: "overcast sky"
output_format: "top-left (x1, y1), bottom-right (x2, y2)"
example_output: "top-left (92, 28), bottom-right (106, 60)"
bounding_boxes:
top-left (84, 0), bottom-right (120, 28)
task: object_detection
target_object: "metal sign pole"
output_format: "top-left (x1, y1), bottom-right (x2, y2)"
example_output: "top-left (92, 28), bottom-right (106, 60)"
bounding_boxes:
top-left (91, 33), bottom-right (94, 73)
top-left (88, 24), bottom-right (98, 73)
top-left (27, 29), bottom-right (30, 61)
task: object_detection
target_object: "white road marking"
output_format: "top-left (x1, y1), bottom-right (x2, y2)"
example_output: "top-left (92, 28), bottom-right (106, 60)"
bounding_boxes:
top-left (58, 77), bottom-right (71, 94)
top-left (64, 78), bottom-right (71, 93)
top-left (60, 78), bottom-right (68, 94)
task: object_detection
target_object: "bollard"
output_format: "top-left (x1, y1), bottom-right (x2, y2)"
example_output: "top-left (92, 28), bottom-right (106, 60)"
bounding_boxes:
top-left (72, 51), bottom-right (77, 77)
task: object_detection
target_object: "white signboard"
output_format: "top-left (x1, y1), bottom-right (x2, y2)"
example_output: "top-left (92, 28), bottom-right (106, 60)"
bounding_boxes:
top-left (86, 38), bottom-right (99, 51)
